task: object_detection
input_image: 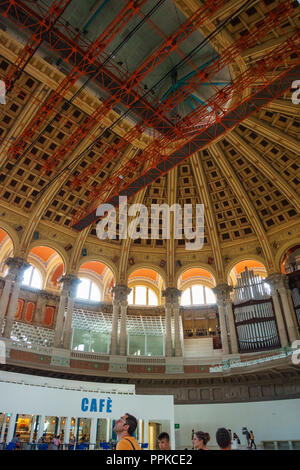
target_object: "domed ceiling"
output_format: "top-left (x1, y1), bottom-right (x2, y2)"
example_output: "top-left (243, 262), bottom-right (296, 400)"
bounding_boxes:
top-left (0, 0), bottom-right (298, 284)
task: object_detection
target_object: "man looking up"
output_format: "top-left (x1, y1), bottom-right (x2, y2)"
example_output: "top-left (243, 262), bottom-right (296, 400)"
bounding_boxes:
top-left (114, 413), bottom-right (141, 450)
top-left (158, 432), bottom-right (171, 450)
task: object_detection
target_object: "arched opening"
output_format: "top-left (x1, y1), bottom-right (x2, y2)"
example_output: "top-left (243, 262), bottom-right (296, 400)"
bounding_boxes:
top-left (77, 261), bottom-right (115, 303)
top-left (0, 228), bottom-right (14, 276)
top-left (27, 246), bottom-right (65, 292)
top-left (178, 268), bottom-right (216, 306)
top-left (128, 268), bottom-right (163, 306)
top-left (177, 268), bottom-right (218, 342)
top-left (280, 245), bottom-right (300, 274)
top-left (228, 259), bottom-right (268, 287)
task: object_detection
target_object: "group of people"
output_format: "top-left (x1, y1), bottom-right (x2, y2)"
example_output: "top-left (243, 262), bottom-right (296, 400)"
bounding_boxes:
top-left (4, 413), bottom-right (257, 451)
top-left (113, 412), bottom-right (257, 451)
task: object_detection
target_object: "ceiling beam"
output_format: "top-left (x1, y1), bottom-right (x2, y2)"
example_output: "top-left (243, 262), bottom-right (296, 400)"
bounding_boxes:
top-left (72, 63), bottom-right (300, 231)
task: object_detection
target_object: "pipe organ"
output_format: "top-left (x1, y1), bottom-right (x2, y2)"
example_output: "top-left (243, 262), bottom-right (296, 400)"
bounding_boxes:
top-left (288, 270), bottom-right (300, 329)
top-left (233, 268), bottom-right (280, 352)
top-left (291, 288), bottom-right (300, 328)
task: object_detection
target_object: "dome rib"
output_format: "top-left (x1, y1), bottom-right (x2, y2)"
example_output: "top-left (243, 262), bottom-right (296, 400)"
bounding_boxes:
top-left (208, 142), bottom-right (274, 272)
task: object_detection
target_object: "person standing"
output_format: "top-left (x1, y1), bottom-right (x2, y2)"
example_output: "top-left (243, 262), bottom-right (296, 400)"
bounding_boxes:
top-left (158, 432), bottom-right (171, 450)
top-left (231, 432), bottom-right (240, 450)
top-left (250, 430), bottom-right (257, 450)
top-left (114, 413), bottom-right (141, 450)
top-left (216, 428), bottom-right (231, 450)
top-left (192, 431), bottom-right (210, 451)
top-left (244, 428), bottom-right (251, 448)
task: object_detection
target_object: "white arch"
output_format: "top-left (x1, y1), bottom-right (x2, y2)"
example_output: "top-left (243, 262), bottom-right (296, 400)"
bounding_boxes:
top-left (27, 239), bottom-right (69, 274)
top-left (126, 263), bottom-right (167, 289)
top-left (175, 263), bottom-right (217, 288)
top-left (225, 254), bottom-right (268, 284)
top-left (274, 237), bottom-right (300, 273)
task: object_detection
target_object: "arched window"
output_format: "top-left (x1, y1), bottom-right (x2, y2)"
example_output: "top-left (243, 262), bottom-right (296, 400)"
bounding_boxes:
top-left (128, 286), bottom-right (158, 306)
top-left (22, 265), bottom-right (42, 289)
top-left (181, 284), bottom-right (216, 306)
top-left (76, 277), bottom-right (101, 302)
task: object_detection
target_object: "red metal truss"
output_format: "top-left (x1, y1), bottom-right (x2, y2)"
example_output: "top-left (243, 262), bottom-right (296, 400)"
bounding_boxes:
top-left (5, 0), bottom-right (148, 160)
top-left (0, 0), bottom-right (164, 119)
top-left (71, 31), bottom-right (300, 229)
top-left (40, 0), bottom-right (228, 172)
top-left (1, 0), bottom-right (71, 92)
top-left (71, 0), bottom-right (295, 188)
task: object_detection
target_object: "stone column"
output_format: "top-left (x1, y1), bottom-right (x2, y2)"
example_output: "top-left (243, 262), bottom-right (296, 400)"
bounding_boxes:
top-left (164, 302), bottom-right (172, 356)
top-left (119, 300), bottom-right (129, 356)
top-left (2, 258), bottom-right (29, 338)
top-left (53, 275), bottom-right (79, 349)
top-left (110, 285), bottom-right (131, 355)
top-left (277, 275), bottom-right (299, 343)
top-left (110, 300), bottom-right (119, 355)
top-left (221, 284), bottom-right (239, 354)
top-left (53, 292), bottom-right (68, 348)
top-left (162, 288), bottom-right (182, 357)
top-left (213, 285), bottom-right (229, 355)
top-left (62, 276), bottom-right (81, 349)
top-left (266, 274), bottom-right (289, 347)
top-left (173, 303), bottom-right (182, 357)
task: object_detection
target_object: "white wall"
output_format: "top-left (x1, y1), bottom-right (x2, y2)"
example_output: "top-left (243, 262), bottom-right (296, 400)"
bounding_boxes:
top-left (174, 399), bottom-right (300, 449)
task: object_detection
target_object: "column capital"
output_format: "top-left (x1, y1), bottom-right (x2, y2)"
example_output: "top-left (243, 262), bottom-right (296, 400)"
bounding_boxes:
top-left (265, 273), bottom-right (287, 292)
top-left (58, 274), bottom-right (80, 297)
top-left (111, 284), bottom-right (131, 302)
top-left (5, 257), bottom-right (30, 281)
top-left (213, 283), bottom-right (233, 304)
top-left (162, 287), bottom-right (182, 305)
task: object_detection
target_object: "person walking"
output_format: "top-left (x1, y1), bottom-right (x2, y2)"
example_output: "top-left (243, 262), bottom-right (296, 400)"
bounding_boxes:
top-left (250, 430), bottom-right (257, 450)
top-left (244, 428), bottom-right (251, 448)
top-left (113, 413), bottom-right (141, 450)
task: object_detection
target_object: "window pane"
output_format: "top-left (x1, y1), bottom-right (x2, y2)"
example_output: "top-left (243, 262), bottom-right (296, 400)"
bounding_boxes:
top-left (31, 267), bottom-right (42, 289)
top-left (128, 289), bottom-right (134, 305)
top-left (90, 282), bottom-right (101, 302)
top-left (22, 266), bottom-right (33, 286)
top-left (192, 285), bottom-right (204, 304)
top-left (148, 289), bottom-right (158, 306)
top-left (22, 266), bottom-right (42, 289)
top-left (128, 335), bottom-right (145, 355)
top-left (135, 286), bottom-right (147, 305)
top-left (205, 287), bottom-right (216, 304)
top-left (181, 288), bottom-right (191, 306)
top-left (146, 336), bottom-right (164, 356)
top-left (77, 278), bottom-right (90, 300)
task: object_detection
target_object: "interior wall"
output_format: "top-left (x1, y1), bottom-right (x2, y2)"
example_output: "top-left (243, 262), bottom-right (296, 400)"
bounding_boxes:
top-left (174, 399), bottom-right (300, 449)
